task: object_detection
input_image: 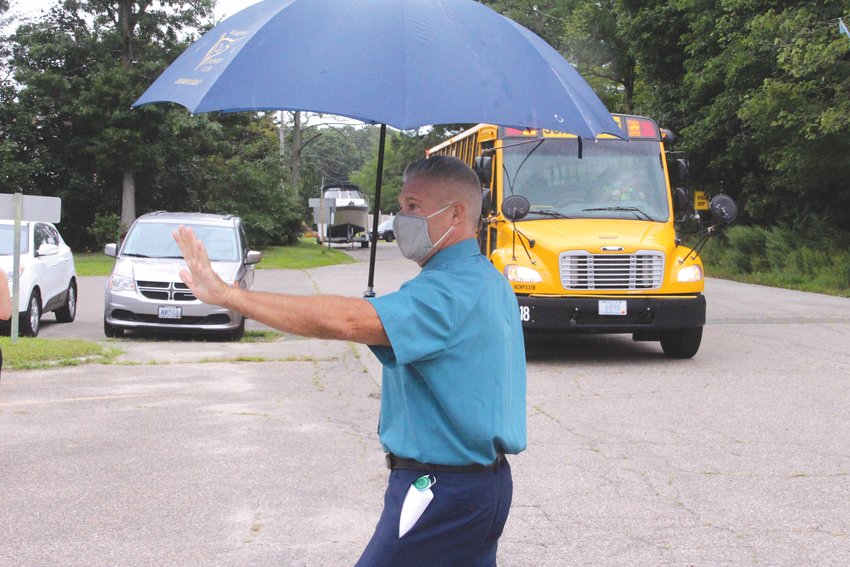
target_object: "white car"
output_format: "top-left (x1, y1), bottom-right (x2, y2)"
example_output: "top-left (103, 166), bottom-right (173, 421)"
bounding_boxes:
top-left (375, 217), bottom-right (395, 242)
top-left (0, 220), bottom-right (78, 336)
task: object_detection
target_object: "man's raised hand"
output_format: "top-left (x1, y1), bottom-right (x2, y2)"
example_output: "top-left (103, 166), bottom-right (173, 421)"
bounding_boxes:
top-left (172, 225), bottom-right (233, 307)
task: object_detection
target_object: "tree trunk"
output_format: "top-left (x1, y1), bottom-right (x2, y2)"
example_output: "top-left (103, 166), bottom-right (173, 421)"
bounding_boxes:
top-left (121, 170), bottom-right (136, 228)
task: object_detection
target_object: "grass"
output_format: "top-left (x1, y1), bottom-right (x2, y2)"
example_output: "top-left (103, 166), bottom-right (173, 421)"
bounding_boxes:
top-left (700, 225), bottom-right (850, 298)
top-left (1, 337), bottom-right (121, 370)
top-left (256, 238), bottom-right (357, 270)
top-left (1, 329), bottom-right (283, 372)
top-left (73, 237), bottom-right (355, 276)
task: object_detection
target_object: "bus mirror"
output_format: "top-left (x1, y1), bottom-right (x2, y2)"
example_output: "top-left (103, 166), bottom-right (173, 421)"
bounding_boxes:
top-left (673, 187), bottom-right (689, 215)
top-left (710, 194), bottom-right (738, 224)
top-left (674, 159), bottom-right (690, 185)
top-left (473, 156), bottom-right (493, 186)
top-left (501, 195), bottom-right (529, 221)
top-left (481, 188), bottom-right (492, 216)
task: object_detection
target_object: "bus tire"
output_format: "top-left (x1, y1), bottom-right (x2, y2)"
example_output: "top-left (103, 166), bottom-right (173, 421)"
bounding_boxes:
top-left (660, 327), bottom-right (702, 359)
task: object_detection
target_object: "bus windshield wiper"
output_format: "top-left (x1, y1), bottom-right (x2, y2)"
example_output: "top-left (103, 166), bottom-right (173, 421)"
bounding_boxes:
top-left (528, 208), bottom-right (570, 219)
top-left (582, 206), bottom-right (652, 221)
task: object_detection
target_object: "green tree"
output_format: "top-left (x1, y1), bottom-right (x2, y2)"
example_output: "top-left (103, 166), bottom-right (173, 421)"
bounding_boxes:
top-left (350, 125), bottom-right (466, 215)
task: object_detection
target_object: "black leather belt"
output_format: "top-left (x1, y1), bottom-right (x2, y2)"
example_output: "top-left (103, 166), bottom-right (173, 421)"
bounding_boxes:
top-left (386, 452), bottom-right (506, 473)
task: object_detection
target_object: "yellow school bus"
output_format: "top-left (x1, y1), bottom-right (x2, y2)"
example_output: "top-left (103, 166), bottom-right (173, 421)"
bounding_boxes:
top-left (428, 115), bottom-right (733, 358)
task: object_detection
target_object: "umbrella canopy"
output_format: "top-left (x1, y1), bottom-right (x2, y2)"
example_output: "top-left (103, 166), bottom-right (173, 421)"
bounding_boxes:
top-left (134, 0), bottom-right (624, 294)
top-left (134, 0), bottom-right (622, 138)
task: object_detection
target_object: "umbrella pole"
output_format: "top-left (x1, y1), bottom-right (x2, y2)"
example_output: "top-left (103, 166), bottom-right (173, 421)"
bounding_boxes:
top-left (363, 123), bottom-right (387, 298)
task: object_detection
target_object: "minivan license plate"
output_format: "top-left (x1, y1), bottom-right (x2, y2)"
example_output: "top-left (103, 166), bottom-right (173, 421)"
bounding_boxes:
top-left (158, 306), bottom-right (182, 319)
top-left (598, 300), bottom-right (627, 316)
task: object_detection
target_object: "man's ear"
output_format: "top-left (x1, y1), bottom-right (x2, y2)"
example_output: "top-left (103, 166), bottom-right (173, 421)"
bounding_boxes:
top-left (452, 202), bottom-right (465, 225)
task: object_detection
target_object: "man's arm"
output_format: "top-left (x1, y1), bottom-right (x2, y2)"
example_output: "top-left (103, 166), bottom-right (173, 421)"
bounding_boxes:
top-left (173, 225), bottom-right (389, 346)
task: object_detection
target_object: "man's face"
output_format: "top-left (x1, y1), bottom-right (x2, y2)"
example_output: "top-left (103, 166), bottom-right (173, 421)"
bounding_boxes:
top-left (397, 177), bottom-right (456, 246)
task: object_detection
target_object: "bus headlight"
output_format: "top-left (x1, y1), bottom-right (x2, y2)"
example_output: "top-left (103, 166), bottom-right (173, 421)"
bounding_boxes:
top-left (677, 265), bottom-right (703, 283)
top-left (504, 265), bottom-right (542, 283)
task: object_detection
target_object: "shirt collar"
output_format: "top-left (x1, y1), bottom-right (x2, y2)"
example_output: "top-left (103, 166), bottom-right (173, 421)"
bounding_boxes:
top-left (422, 239), bottom-right (480, 271)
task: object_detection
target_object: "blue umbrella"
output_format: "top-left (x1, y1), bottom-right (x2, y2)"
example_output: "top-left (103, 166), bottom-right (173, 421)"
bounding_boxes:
top-left (134, 0), bottom-right (623, 294)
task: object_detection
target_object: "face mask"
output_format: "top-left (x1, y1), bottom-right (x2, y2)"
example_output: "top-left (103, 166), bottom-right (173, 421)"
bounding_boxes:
top-left (393, 203), bottom-right (454, 263)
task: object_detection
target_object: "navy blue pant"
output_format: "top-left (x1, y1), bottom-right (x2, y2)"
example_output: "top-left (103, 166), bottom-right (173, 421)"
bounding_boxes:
top-left (355, 458), bottom-right (512, 567)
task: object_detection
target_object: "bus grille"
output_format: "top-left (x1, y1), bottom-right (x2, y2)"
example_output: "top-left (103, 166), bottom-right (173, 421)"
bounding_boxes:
top-left (559, 251), bottom-right (664, 290)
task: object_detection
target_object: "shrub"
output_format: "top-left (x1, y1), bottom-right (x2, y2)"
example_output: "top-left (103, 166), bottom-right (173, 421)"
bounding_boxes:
top-left (88, 213), bottom-right (123, 249)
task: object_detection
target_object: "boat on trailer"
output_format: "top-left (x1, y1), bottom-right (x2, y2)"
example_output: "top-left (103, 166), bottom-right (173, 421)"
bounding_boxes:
top-left (316, 183), bottom-right (370, 247)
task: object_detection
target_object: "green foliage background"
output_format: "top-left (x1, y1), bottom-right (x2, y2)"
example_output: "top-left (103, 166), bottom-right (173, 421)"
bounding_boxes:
top-left (1, 0), bottom-right (849, 290)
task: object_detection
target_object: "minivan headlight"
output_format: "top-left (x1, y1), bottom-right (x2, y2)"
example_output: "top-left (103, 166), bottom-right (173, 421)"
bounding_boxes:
top-left (677, 265), bottom-right (703, 283)
top-left (109, 274), bottom-right (136, 292)
top-left (504, 265), bottom-right (543, 283)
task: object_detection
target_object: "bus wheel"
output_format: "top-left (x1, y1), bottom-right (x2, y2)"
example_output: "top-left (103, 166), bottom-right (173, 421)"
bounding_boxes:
top-left (660, 327), bottom-right (703, 359)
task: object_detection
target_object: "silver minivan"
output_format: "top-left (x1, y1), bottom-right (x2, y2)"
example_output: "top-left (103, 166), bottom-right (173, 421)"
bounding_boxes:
top-left (103, 212), bottom-right (261, 340)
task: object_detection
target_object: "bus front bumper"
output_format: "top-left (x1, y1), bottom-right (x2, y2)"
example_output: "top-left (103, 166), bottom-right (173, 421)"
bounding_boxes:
top-left (517, 294), bottom-right (706, 334)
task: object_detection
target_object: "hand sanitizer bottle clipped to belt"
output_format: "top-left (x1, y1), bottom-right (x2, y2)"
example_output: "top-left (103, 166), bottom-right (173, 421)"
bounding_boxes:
top-left (399, 475), bottom-right (435, 538)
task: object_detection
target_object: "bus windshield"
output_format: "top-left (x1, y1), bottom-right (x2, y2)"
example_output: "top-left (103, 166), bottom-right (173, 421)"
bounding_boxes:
top-left (501, 138), bottom-right (669, 222)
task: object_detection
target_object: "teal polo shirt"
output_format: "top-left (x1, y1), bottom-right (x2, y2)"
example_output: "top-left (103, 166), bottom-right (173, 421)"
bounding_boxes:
top-left (367, 239), bottom-right (527, 466)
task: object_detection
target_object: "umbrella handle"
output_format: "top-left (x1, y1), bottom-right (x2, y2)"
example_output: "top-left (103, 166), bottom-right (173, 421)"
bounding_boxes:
top-left (364, 124), bottom-right (387, 298)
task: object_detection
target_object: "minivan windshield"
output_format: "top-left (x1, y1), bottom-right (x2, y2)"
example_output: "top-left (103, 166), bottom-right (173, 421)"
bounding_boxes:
top-left (122, 222), bottom-right (239, 262)
top-left (0, 225), bottom-right (30, 255)
top-left (502, 138), bottom-right (669, 222)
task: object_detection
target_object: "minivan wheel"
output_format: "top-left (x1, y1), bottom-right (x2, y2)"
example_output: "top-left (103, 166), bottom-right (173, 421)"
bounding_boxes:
top-left (229, 317), bottom-right (246, 341)
top-left (20, 291), bottom-right (41, 337)
top-left (104, 320), bottom-right (124, 338)
top-left (55, 282), bottom-right (77, 323)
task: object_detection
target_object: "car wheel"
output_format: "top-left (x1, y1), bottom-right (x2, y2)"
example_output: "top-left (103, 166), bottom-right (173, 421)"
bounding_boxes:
top-left (55, 281), bottom-right (77, 323)
top-left (660, 327), bottom-right (703, 359)
top-left (104, 320), bottom-right (124, 338)
top-left (20, 291), bottom-right (41, 337)
top-left (384, 232), bottom-right (394, 243)
top-left (229, 316), bottom-right (246, 341)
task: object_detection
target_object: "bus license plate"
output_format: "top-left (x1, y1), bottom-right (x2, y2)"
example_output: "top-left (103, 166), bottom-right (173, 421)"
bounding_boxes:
top-left (598, 300), bottom-right (627, 316)
top-left (158, 306), bottom-right (182, 319)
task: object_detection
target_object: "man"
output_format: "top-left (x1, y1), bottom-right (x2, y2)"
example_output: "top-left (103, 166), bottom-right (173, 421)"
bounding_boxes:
top-left (173, 156), bottom-right (526, 566)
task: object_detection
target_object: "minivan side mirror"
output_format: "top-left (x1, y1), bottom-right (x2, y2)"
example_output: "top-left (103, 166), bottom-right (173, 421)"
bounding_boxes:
top-left (104, 243), bottom-right (117, 257)
top-left (245, 250), bottom-right (262, 265)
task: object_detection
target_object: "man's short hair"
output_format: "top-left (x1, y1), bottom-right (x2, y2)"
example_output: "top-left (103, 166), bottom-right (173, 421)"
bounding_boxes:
top-left (403, 156), bottom-right (482, 226)
top-left (402, 155), bottom-right (478, 186)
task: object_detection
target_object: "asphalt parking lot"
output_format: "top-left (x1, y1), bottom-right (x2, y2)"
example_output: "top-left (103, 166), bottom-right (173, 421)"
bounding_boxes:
top-left (2, 242), bottom-right (850, 566)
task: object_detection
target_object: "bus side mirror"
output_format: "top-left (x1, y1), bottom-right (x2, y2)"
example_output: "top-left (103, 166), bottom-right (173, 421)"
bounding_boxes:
top-left (673, 187), bottom-right (689, 216)
top-left (481, 188), bottom-right (492, 216)
top-left (710, 194), bottom-right (738, 224)
top-left (501, 195), bottom-right (529, 221)
top-left (473, 156), bottom-right (492, 186)
top-left (673, 159), bottom-right (690, 185)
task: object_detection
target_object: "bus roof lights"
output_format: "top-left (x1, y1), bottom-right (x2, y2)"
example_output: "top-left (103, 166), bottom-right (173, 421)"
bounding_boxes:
top-left (626, 117), bottom-right (659, 139)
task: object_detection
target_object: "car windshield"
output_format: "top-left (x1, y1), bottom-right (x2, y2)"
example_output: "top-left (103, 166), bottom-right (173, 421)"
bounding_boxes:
top-left (501, 137), bottom-right (669, 222)
top-left (122, 222), bottom-right (239, 262)
top-left (0, 225), bottom-right (30, 255)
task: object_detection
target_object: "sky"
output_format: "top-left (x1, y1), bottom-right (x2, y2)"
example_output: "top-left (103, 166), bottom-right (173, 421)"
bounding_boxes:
top-left (6, 0), bottom-right (262, 21)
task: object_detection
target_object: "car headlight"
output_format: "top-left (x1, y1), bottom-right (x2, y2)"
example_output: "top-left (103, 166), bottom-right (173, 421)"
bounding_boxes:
top-left (677, 265), bottom-right (703, 283)
top-left (109, 274), bottom-right (136, 292)
top-left (504, 265), bottom-right (543, 283)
